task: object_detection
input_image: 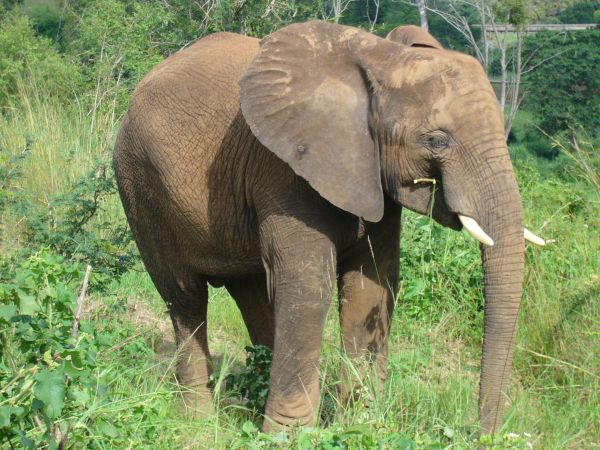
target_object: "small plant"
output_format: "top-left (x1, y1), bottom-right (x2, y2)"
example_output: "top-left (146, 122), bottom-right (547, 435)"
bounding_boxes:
top-left (0, 249), bottom-right (102, 448)
top-left (225, 345), bottom-right (272, 414)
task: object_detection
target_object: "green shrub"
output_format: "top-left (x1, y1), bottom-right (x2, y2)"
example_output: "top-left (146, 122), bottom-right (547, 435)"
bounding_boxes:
top-left (0, 9), bottom-right (80, 104)
top-left (225, 345), bottom-right (272, 414)
top-left (0, 250), bottom-right (100, 448)
top-left (522, 28), bottom-right (600, 136)
top-left (2, 148), bottom-right (137, 290)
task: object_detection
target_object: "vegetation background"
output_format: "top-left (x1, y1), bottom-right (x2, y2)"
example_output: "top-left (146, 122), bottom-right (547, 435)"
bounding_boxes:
top-left (1, 0), bottom-right (599, 448)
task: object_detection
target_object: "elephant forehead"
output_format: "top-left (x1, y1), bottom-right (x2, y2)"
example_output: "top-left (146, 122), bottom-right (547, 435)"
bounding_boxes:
top-left (389, 75), bottom-right (449, 116)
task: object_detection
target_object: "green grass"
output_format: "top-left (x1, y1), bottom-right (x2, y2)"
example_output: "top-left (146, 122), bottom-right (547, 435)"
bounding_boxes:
top-left (2, 83), bottom-right (599, 449)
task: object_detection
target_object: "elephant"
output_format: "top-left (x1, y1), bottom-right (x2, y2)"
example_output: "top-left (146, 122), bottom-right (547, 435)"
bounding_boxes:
top-left (113, 21), bottom-right (545, 435)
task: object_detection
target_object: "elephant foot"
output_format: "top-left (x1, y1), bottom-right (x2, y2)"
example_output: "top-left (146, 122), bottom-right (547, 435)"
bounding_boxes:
top-left (339, 357), bottom-right (386, 406)
top-left (262, 398), bottom-right (316, 433)
top-left (180, 385), bottom-right (214, 419)
top-left (261, 414), bottom-right (309, 434)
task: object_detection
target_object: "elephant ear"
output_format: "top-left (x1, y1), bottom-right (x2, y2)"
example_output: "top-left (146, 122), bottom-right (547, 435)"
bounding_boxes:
top-left (240, 21), bottom-right (384, 222)
top-left (386, 25), bottom-right (443, 49)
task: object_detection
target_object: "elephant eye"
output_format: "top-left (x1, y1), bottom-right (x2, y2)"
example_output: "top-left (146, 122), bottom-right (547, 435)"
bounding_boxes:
top-left (420, 131), bottom-right (451, 152)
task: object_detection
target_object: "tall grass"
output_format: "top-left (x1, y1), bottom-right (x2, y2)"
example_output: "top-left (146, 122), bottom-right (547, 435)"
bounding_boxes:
top-left (0, 73), bottom-right (124, 256)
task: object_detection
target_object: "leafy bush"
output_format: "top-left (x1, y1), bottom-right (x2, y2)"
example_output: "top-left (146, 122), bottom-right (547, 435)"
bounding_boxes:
top-left (0, 249), bottom-right (178, 448)
top-left (2, 149), bottom-right (137, 290)
top-left (557, 1), bottom-right (599, 23)
top-left (0, 9), bottom-right (80, 104)
top-left (225, 345), bottom-right (272, 413)
top-left (0, 250), bottom-right (100, 448)
top-left (522, 28), bottom-right (600, 136)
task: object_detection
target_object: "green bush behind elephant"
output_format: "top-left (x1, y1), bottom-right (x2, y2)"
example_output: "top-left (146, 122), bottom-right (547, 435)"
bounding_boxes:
top-left (114, 21), bottom-right (543, 435)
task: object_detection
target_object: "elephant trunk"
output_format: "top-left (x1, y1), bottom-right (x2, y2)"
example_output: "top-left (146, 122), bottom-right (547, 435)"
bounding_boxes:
top-left (478, 211), bottom-right (524, 433)
top-left (441, 133), bottom-right (525, 433)
top-left (474, 145), bottom-right (525, 434)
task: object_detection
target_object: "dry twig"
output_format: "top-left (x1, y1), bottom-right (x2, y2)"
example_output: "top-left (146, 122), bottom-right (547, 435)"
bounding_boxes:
top-left (71, 265), bottom-right (92, 337)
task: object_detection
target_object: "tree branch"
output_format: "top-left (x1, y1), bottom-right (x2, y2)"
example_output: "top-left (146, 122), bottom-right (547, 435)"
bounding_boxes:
top-left (71, 265), bottom-right (92, 337)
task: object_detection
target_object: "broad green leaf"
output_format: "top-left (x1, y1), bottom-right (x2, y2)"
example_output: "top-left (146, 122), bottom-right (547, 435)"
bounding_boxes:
top-left (19, 294), bottom-right (38, 315)
top-left (96, 418), bottom-right (119, 438)
top-left (34, 370), bottom-right (65, 419)
top-left (0, 405), bottom-right (12, 428)
top-left (0, 304), bottom-right (17, 322)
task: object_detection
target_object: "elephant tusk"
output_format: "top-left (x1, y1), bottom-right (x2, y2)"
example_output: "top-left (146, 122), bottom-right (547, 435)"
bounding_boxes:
top-left (458, 214), bottom-right (494, 246)
top-left (524, 228), bottom-right (545, 246)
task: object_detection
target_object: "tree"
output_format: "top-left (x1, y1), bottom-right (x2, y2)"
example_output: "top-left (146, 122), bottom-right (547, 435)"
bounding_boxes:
top-left (522, 28), bottom-right (600, 137)
top-left (557, 1), bottom-right (599, 23)
top-left (325, 0), bottom-right (354, 22)
top-left (416, 0), bottom-right (429, 30)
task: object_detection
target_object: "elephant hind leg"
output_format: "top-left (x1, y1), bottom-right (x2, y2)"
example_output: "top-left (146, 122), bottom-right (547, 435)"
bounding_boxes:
top-left (147, 267), bottom-right (214, 417)
top-left (224, 274), bottom-right (274, 350)
top-left (337, 204), bottom-right (401, 401)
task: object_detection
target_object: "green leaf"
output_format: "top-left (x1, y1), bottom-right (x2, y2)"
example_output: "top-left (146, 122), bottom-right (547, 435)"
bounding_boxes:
top-left (0, 304), bottom-right (17, 322)
top-left (96, 418), bottom-right (119, 438)
top-left (0, 405), bottom-right (12, 428)
top-left (67, 386), bottom-right (91, 406)
top-left (241, 420), bottom-right (257, 435)
top-left (34, 369), bottom-right (65, 419)
top-left (19, 294), bottom-right (39, 315)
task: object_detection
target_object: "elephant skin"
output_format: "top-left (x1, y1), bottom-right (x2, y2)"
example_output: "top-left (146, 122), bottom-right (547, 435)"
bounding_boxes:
top-left (114, 21), bottom-right (525, 435)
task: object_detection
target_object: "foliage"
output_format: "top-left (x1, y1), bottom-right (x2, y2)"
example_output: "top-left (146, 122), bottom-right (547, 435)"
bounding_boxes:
top-left (522, 28), bottom-right (600, 136)
top-left (493, 0), bottom-right (531, 29)
top-left (0, 250), bottom-right (98, 448)
top-left (508, 110), bottom-right (557, 159)
top-left (557, 0), bottom-right (600, 23)
top-left (23, 0), bottom-right (63, 40)
top-left (399, 211), bottom-right (483, 340)
top-left (342, 0), bottom-right (480, 51)
top-left (225, 345), bottom-right (272, 414)
top-left (0, 9), bottom-right (80, 104)
top-left (0, 250), bottom-right (179, 448)
top-left (3, 149), bottom-right (137, 289)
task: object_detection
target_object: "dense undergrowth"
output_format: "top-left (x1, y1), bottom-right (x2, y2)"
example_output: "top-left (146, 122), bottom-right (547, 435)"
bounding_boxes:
top-left (1, 3), bottom-right (600, 449)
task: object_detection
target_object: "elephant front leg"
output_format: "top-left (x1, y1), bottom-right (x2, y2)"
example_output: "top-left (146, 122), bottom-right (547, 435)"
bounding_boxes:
top-left (260, 226), bottom-right (337, 432)
top-left (337, 205), bottom-right (401, 402)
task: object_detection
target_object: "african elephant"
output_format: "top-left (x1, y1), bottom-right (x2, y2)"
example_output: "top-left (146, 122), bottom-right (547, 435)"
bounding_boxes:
top-left (113, 21), bottom-right (544, 435)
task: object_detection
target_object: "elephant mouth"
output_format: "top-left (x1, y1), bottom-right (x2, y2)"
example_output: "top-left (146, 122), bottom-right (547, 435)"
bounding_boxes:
top-left (455, 212), bottom-right (545, 247)
top-left (406, 179), bottom-right (545, 247)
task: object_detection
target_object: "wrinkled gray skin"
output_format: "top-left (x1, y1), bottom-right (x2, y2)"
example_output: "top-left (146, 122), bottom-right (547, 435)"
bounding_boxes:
top-left (114, 22), bottom-right (524, 434)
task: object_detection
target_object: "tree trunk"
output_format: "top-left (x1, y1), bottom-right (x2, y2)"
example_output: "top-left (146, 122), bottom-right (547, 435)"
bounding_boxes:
top-left (499, 38), bottom-right (507, 111)
top-left (480, 0), bottom-right (489, 71)
top-left (417, 0), bottom-right (428, 31)
top-left (505, 32), bottom-right (523, 140)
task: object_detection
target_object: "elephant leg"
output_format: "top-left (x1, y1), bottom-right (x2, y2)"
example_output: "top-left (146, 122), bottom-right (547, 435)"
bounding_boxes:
top-left (224, 275), bottom-right (275, 349)
top-left (259, 218), bottom-right (337, 432)
top-left (337, 204), bottom-right (401, 401)
top-left (148, 268), bottom-right (213, 417)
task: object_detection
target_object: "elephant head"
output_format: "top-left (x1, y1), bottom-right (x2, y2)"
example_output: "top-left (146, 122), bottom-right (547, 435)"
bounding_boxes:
top-left (240, 21), bottom-right (541, 434)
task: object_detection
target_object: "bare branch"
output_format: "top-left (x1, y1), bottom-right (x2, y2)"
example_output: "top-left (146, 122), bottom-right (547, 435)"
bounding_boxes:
top-left (521, 48), bottom-right (572, 75)
top-left (325, 0), bottom-right (354, 23)
top-left (71, 265), bottom-right (92, 337)
top-left (261, 0), bottom-right (277, 19)
top-left (367, 0), bottom-right (380, 32)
